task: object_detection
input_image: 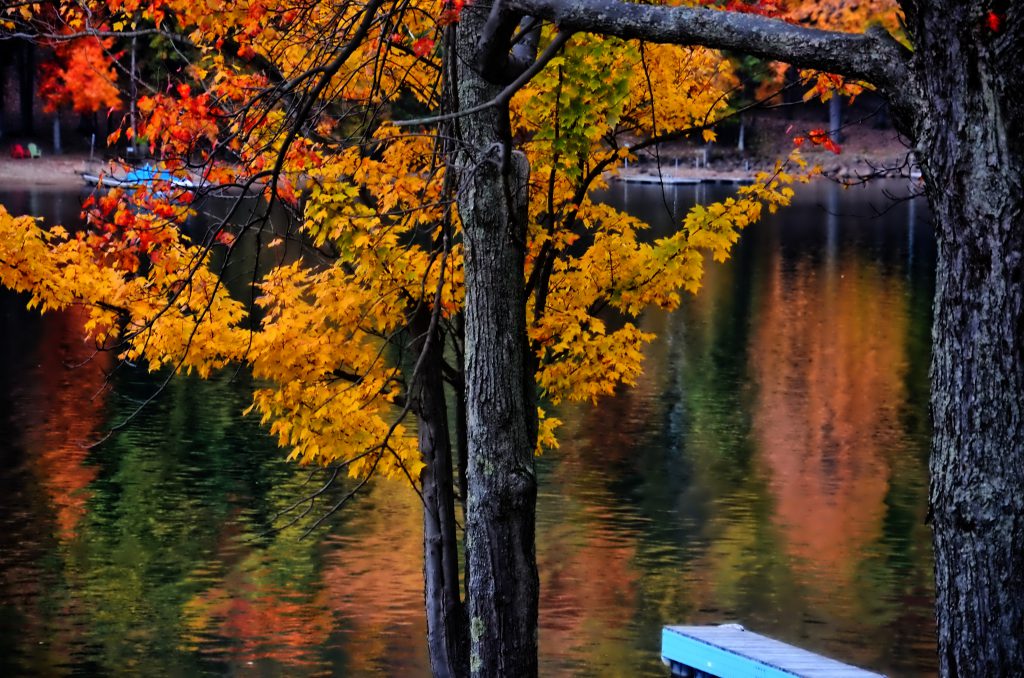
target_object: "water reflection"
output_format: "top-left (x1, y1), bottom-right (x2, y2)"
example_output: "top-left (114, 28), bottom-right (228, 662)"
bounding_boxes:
top-left (0, 180), bottom-right (935, 676)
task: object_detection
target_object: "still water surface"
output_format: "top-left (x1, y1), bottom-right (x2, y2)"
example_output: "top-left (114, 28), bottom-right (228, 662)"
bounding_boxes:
top-left (0, 180), bottom-right (936, 676)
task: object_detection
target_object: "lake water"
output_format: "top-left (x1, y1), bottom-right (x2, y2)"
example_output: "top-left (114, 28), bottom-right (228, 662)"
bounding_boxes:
top-left (0, 179), bottom-right (937, 676)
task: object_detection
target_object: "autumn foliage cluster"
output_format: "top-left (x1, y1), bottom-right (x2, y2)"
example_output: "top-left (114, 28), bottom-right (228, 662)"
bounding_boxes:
top-left (0, 0), bottom-right (902, 491)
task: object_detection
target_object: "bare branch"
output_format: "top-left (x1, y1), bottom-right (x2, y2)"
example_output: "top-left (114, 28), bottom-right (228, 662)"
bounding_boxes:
top-left (489, 0), bottom-right (913, 99)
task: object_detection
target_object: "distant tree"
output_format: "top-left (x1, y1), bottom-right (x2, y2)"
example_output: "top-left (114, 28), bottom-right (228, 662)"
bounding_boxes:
top-left (38, 34), bottom-right (122, 116)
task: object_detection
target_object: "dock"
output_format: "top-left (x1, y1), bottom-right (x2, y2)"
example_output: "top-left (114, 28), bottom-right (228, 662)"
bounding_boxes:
top-left (661, 625), bottom-right (886, 678)
top-left (611, 172), bottom-right (754, 185)
top-left (614, 173), bottom-right (701, 185)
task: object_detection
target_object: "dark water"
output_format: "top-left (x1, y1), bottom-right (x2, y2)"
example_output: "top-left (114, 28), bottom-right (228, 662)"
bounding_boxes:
top-left (0, 180), bottom-right (936, 676)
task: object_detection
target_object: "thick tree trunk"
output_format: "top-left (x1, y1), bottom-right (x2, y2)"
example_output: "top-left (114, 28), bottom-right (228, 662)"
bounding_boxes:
top-left (907, 3), bottom-right (1024, 674)
top-left (927, 179), bottom-right (1024, 677)
top-left (456, 9), bottom-right (540, 677)
top-left (410, 312), bottom-right (468, 678)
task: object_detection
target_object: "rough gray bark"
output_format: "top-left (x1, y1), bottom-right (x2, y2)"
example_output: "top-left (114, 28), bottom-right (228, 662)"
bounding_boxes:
top-left (410, 311), bottom-right (468, 678)
top-left (499, 0), bottom-right (911, 91)
top-left (456, 6), bottom-right (540, 676)
top-left (905, 3), bottom-right (1024, 674)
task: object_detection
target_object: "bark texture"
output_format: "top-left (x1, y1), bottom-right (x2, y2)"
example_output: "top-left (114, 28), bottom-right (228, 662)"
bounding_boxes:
top-left (502, 0), bottom-right (911, 89)
top-left (905, 3), bottom-right (1024, 674)
top-left (456, 7), bottom-right (540, 678)
top-left (411, 311), bottom-right (468, 678)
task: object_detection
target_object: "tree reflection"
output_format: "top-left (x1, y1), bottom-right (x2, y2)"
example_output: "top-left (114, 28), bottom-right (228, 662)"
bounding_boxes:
top-left (752, 251), bottom-right (906, 597)
top-left (22, 306), bottom-right (111, 540)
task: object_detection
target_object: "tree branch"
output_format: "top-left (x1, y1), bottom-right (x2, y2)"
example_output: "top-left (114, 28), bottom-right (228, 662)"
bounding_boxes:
top-left (493, 0), bottom-right (913, 96)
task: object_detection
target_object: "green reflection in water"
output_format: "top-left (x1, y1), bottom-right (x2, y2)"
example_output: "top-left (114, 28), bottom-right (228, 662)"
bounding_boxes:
top-left (0, 181), bottom-right (936, 676)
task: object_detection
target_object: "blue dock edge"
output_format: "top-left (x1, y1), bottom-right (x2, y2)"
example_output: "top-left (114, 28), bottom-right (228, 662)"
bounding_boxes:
top-left (661, 625), bottom-right (887, 678)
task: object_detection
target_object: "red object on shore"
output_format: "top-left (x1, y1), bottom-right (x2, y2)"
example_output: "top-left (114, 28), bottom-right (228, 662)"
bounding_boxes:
top-left (10, 144), bottom-right (28, 159)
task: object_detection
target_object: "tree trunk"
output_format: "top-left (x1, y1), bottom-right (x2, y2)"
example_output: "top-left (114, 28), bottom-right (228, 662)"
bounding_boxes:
top-left (410, 311), bottom-right (468, 678)
top-left (908, 3), bottom-right (1024, 674)
top-left (18, 42), bottom-right (34, 136)
top-left (456, 9), bottom-right (540, 677)
top-left (828, 94), bottom-right (842, 144)
top-left (52, 114), bottom-right (61, 155)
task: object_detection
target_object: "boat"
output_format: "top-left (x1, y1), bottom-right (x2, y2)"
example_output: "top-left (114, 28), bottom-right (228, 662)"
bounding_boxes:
top-left (81, 164), bottom-right (195, 190)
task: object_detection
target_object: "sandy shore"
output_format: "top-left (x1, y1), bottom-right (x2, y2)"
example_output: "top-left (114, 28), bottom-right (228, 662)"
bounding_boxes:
top-left (0, 122), bottom-right (916, 192)
top-left (0, 154), bottom-right (103, 189)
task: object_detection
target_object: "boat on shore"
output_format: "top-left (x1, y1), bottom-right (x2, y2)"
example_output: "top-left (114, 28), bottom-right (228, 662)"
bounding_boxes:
top-left (81, 164), bottom-right (269, 198)
top-left (81, 164), bottom-right (195, 190)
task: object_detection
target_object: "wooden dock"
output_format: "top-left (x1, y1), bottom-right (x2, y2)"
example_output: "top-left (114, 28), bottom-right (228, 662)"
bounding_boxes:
top-left (614, 173), bottom-right (702, 185)
top-left (611, 172), bottom-right (754, 185)
top-left (661, 625), bottom-right (886, 678)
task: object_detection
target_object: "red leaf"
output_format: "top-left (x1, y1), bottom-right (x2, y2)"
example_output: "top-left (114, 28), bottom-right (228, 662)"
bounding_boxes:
top-left (805, 128), bottom-right (841, 154)
top-left (412, 37), bottom-right (434, 57)
top-left (987, 11), bottom-right (1002, 33)
top-left (439, 0), bottom-right (467, 24)
top-left (823, 138), bottom-right (842, 155)
top-left (808, 128), bottom-right (828, 144)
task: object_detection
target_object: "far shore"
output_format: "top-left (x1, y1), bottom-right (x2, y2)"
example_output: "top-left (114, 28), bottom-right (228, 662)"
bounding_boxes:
top-left (0, 154), bottom-right (103, 190)
top-left (0, 136), bottom-right (916, 193)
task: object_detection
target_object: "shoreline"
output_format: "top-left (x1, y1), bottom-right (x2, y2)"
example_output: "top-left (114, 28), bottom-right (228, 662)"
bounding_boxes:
top-left (0, 149), bottom-right (917, 193)
top-left (0, 154), bottom-right (103, 190)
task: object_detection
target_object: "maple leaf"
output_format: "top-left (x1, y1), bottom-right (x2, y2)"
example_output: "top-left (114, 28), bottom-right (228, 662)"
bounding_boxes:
top-left (986, 11), bottom-right (1002, 33)
top-left (412, 37), bottom-right (435, 57)
top-left (808, 128), bottom-right (841, 154)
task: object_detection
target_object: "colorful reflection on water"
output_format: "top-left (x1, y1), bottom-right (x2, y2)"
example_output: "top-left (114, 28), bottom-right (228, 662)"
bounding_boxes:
top-left (0, 181), bottom-right (936, 676)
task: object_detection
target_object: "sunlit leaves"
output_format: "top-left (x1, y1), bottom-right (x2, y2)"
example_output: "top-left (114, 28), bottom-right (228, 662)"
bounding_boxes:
top-left (3, 0), bottom-right (817, 483)
top-left (39, 34), bottom-right (123, 114)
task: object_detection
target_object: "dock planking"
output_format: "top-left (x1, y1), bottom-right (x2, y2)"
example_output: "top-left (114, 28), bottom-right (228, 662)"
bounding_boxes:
top-left (661, 625), bottom-right (886, 678)
top-left (611, 173), bottom-right (756, 185)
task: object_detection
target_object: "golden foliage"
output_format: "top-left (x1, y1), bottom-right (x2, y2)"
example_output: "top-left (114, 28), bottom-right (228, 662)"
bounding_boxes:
top-left (1, 0), bottom-right (814, 481)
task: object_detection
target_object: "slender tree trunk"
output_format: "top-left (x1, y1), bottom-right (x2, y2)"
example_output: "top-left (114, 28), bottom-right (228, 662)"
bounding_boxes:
top-left (456, 9), bottom-right (540, 677)
top-left (907, 3), bottom-right (1024, 674)
top-left (828, 94), bottom-right (842, 144)
top-left (18, 42), bottom-right (34, 136)
top-left (410, 311), bottom-right (468, 678)
top-left (0, 53), bottom-right (7, 140)
top-left (52, 114), bottom-right (61, 155)
top-left (129, 34), bottom-right (138, 157)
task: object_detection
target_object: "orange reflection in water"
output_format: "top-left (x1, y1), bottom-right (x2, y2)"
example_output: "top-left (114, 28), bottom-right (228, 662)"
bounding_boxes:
top-left (319, 479), bottom-right (429, 674)
top-left (181, 517), bottom-right (335, 672)
top-left (537, 386), bottom-right (653, 672)
top-left (21, 306), bottom-right (111, 540)
top-left (181, 478), bottom-right (429, 675)
top-left (751, 251), bottom-right (909, 602)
